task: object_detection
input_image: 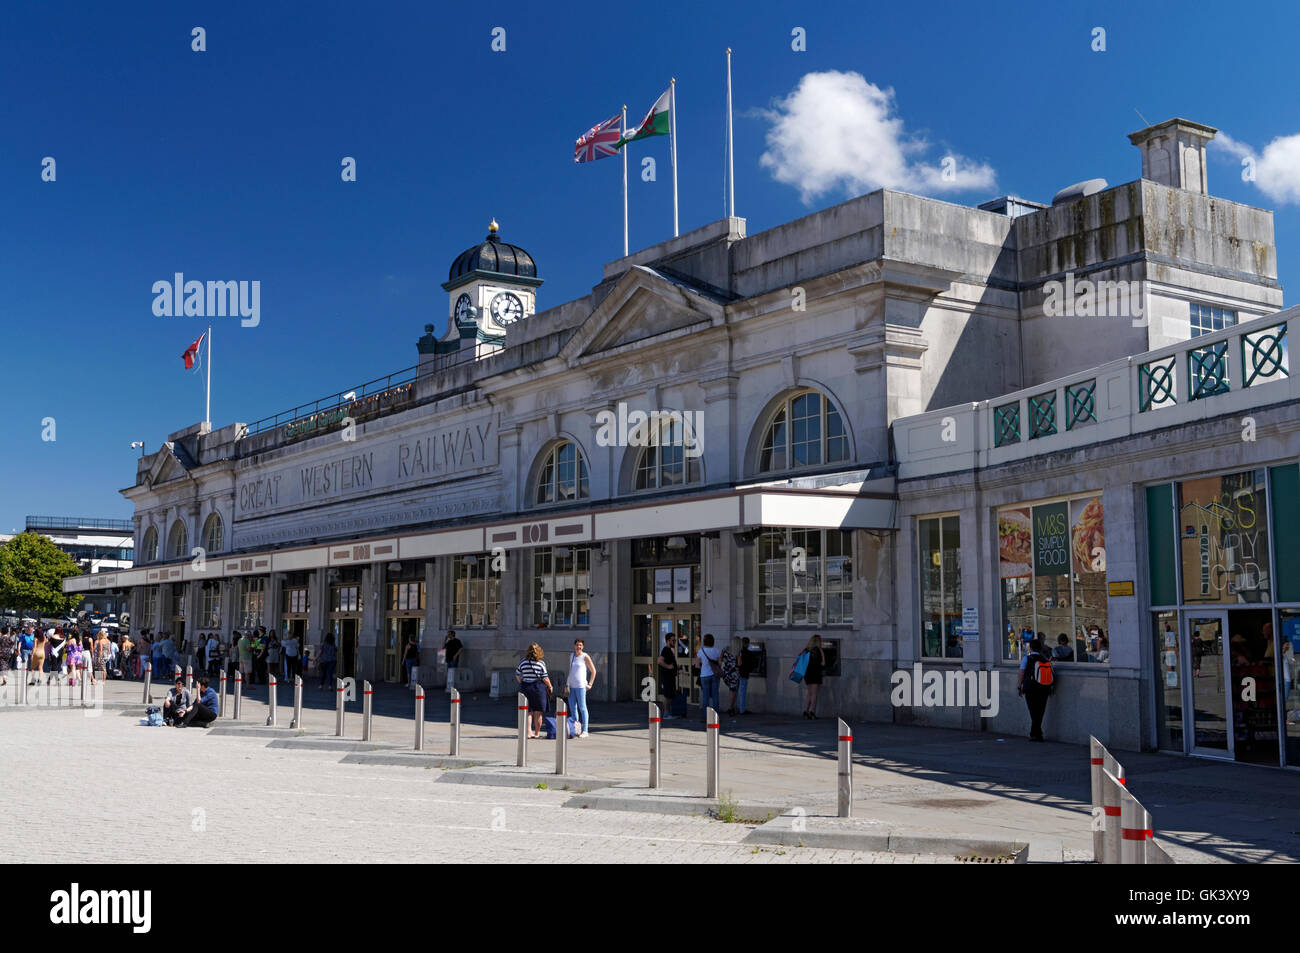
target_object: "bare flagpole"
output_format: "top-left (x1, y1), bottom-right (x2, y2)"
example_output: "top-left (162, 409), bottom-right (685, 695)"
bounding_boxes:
top-left (670, 77), bottom-right (679, 237)
top-left (726, 49), bottom-right (735, 219)
top-left (622, 104), bottom-right (629, 256)
top-left (205, 325), bottom-right (212, 427)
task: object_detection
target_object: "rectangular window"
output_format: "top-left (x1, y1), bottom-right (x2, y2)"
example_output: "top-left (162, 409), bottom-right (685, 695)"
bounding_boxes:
top-left (918, 516), bottom-right (962, 658)
top-left (755, 529), bottom-right (854, 626)
top-left (387, 582), bottom-right (425, 613)
top-left (200, 582), bottom-right (221, 628)
top-left (330, 585), bottom-right (360, 613)
top-left (999, 494), bottom-right (1108, 663)
top-left (451, 554), bottom-right (501, 628)
top-left (531, 547), bottom-right (590, 628)
top-left (140, 586), bottom-right (158, 626)
top-left (1189, 303), bottom-right (1237, 337)
top-left (284, 587), bottom-right (309, 614)
top-left (1176, 470), bottom-right (1270, 604)
top-left (237, 578), bottom-right (265, 631)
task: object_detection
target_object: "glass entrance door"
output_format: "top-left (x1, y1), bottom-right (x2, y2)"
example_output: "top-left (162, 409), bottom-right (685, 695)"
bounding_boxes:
top-left (332, 618), bottom-right (359, 680)
top-left (1186, 613), bottom-right (1230, 756)
top-left (656, 614), bottom-right (700, 705)
top-left (385, 617), bottom-right (423, 683)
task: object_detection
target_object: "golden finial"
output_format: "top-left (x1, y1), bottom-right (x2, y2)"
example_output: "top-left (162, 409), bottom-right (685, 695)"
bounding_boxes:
top-left (488, 218), bottom-right (499, 234)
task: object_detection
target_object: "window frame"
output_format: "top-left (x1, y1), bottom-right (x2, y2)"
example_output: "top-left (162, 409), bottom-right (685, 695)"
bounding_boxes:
top-left (530, 545), bottom-right (591, 629)
top-left (450, 553), bottom-right (502, 628)
top-left (753, 527), bottom-right (854, 627)
top-left (757, 389), bottom-right (850, 475)
top-left (535, 441), bottom-right (590, 506)
top-left (917, 513), bottom-right (963, 659)
top-left (202, 513), bottom-right (223, 554)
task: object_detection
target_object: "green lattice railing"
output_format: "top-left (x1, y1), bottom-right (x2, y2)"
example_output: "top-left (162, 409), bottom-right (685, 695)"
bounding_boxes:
top-left (1139, 356), bottom-right (1177, 412)
top-left (1242, 322), bottom-right (1288, 388)
top-left (1029, 392), bottom-right (1057, 439)
top-left (1189, 341), bottom-right (1230, 400)
top-left (994, 402), bottom-right (1020, 447)
top-left (1065, 379), bottom-right (1097, 430)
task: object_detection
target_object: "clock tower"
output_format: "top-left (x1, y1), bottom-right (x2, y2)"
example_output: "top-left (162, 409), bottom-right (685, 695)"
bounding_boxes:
top-left (421, 219), bottom-right (541, 369)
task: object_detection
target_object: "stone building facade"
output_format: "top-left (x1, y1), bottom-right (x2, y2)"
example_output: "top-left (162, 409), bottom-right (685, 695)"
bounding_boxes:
top-left (66, 119), bottom-right (1297, 764)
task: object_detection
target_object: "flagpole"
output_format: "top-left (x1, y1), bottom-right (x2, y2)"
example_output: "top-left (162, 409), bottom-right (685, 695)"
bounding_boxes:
top-left (726, 49), bottom-right (735, 219)
top-left (670, 78), bottom-right (678, 237)
top-left (622, 104), bottom-right (629, 257)
top-left (205, 325), bottom-right (211, 427)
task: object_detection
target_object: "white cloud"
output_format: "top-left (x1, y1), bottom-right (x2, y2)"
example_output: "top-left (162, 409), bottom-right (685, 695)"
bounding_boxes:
top-left (758, 70), bottom-right (996, 204)
top-left (1214, 131), bottom-right (1300, 204)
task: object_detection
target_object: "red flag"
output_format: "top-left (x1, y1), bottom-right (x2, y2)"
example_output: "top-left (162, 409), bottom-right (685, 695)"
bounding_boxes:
top-left (182, 332), bottom-right (206, 370)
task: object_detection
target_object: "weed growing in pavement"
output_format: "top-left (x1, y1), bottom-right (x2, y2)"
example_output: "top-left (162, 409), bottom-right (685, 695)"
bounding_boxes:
top-left (535, 782), bottom-right (548, 790)
top-left (716, 791), bottom-right (739, 822)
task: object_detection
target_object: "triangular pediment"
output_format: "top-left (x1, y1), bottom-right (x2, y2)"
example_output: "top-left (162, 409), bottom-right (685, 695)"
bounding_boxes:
top-left (560, 266), bottom-right (727, 364)
top-left (144, 445), bottom-right (191, 488)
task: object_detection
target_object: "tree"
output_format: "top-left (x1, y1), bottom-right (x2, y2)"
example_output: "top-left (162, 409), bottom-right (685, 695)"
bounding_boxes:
top-left (0, 531), bottom-right (82, 618)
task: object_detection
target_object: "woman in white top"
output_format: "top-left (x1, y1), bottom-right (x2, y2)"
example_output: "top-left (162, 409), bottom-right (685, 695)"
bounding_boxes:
top-left (695, 633), bottom-right (723, 722)
top-left (568, 639), bottom-right (596, 737)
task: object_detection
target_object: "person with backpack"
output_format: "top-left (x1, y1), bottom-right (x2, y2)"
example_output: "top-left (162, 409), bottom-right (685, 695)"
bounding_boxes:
top-left (658, 632), bottom-right (679, 720)
top-left (1018, 637), bottom-right (1054, 742)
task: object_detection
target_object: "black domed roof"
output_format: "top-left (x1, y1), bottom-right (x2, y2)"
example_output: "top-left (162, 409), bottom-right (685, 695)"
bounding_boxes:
top-left (447, 220), bottom-right (538, 286)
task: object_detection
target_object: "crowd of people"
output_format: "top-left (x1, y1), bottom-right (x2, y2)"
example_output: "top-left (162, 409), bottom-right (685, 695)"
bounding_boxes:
top-left (0, 623), bottom-right (119, 686)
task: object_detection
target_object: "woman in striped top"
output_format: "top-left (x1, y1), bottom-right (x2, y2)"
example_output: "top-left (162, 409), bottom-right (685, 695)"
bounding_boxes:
top-left (515, 643), bottom-right (553, 739)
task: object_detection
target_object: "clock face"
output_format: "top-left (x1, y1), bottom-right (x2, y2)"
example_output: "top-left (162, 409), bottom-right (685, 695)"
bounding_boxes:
top-left (490, 291), bottom-right (524, 325)
top-left (454, 293), bottom-right (472, 324)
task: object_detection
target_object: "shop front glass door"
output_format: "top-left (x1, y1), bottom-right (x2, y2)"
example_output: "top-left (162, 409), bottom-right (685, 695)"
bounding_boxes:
top-left (1186, 614), bottom-right (1230, 756)
top-left (1227, 608), bottom-right (1279, 765)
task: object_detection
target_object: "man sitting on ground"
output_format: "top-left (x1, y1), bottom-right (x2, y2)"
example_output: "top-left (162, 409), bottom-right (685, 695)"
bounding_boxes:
top-left (178, 676), bottom-right (219, 728)
top-left (162, 677), bottom-right (190, 726)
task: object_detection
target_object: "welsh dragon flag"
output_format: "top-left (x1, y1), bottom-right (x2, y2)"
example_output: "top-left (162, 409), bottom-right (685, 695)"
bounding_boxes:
top-left (618, 88), bottom-right (671, 146)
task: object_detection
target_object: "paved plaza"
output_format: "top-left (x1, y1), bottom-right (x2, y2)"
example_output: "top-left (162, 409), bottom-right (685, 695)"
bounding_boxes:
top-left (1, 678), bottom-right (1296, 864)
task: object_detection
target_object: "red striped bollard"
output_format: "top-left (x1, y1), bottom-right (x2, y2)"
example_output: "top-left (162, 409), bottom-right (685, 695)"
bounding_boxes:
top-left (361, 680), bottom-right (373, 741)
top-left (648, 700), bottom-right (661, 789)
top-left (1103, 748), bottom-right (1125, 864)
top-left (414, 683), bottom-right (425, 750)
top-left (335, 678), bottom-right (345, 736)
top-left (516, 692), bottom-right (528, 767)
top-left (449, 687), bottom-right (461, 756)
top-left (142, 660), bottom-right (152, 704)
top-left (266, 673), bottom-right (278, 727)
top-left (837, 718), bottom-right (853, 817)
top-left (218, 669), bottom-right (227, 717)
top-left (705, 707), bottom-right (720, 798)
top-left (233, 669), bottom-right (243, 720)
top-left (1118, 777), bottom-right (1150, 865)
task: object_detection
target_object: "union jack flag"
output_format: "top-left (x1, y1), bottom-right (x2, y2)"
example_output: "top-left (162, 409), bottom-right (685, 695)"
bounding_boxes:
top-left (574, 114), bottom-right (623, 163)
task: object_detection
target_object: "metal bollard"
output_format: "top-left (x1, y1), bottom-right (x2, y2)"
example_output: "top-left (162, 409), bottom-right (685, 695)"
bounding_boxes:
top-left (648, 701), bottom-right (661, 789)
top-left (266, 673), bottom-right (278, 727)
top-left (142, 661), bottom-right (152, 704)
top-left (80, 668), bottom-right (87, 707)
top-left (361, 680), bottom-right (373, 741)
top-left (837, 718), bottom-right (853, 818)
top-left (449, 687), bottom-right (461, 756)
top-left (705, 707), bottom-right (720, 798)
top-left (1102, 749), bottom-right (1125, 864)
top-left (233, 670), bottom-right (243, 720)
top-left (1089, 736), bottom-right (1105, 862)
top-left (555, 697), bottom-right (568, 776)
top-left (414, 684), bottom-right (425, 750)
top-left (218, 670), bottom-right (227, 717)
top-left (15, 659), bottom-right (24, 706)
top-left (516, 692), bottom-right (528, 767)
top-left (175, 665), bottom-right (182, 685)
top-left (1118, 777), bottom-right (1149, 865)
top-left (335, 678), bottom-right (345, 736)
top-left (290, 675), bottom-right (303, 729)
top-left (185, 664), bottom-right (193, 694)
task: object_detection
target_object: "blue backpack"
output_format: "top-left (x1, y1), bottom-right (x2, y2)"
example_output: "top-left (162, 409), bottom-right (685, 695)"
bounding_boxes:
top-left (145, 706), bottom-right (164, 727)
top-left (790, 650), bottom-right (810, 683)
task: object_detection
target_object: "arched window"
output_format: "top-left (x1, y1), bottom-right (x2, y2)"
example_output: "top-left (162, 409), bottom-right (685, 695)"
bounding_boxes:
top-left (758, 389), bottom-right (849, 473)
top-left (633, 415), bottom-right (701, 491)
top-left (167, 520), bottom-right (188, 560)
top-left (202, 512), bottom-right (224, 554)
top-left (535, 441), bottom-right (589, 505)
top-left (141, 526), bottom-right (158, 563)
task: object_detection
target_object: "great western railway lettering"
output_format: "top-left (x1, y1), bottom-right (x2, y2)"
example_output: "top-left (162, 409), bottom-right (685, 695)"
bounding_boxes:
top-left (235, 414), bottom-right (497, 517)
top-left (301, 452), bottom-right (375, 498)
top-left (396, 422), bottom-right (492, 478)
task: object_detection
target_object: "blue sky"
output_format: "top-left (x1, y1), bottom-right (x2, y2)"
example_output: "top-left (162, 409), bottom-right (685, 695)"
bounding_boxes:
top-left (3, 0), bottom-right (1299, 532)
